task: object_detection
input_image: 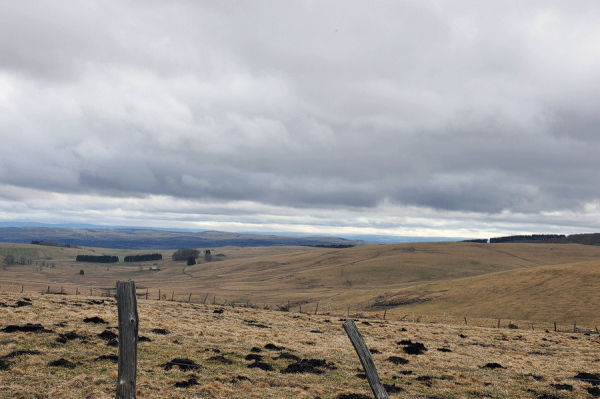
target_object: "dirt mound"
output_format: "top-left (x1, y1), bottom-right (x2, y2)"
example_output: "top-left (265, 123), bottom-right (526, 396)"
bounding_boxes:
top-left (481, 363), bottom-right (505, 369)
top-left (56, 331), bottom-right (87, 344)
top-left (83, 316), bottom-right (108, 324)
top-left (383, 383), bottom-right (403, 393)
top-left (1, 324), bottom-right (52, 333)
top-left (387, 356), bottom-right (409, 365)
top-left (245, 354), bottom-right (263, 362)
top-left (248, 361), bottom-right (273, 371)
top-left (398, 340), bottom-right (428, 355)
top-left (164, 358), bottom-right (202, 371)
top-left (175, 377), bottom-right (198, 388)
top-left (208, 355), bottom-right (232, 365)
top-left (550, 384), bottom-right (573, 391)
top-left (574, 372), bottom-right (600, 385)
top-left (98, 330), bottom-right (118, 341)
top-left (264, 343), bottom-right (284, 351)
top-left (48, 358), bottom-right (77, 369)
top-left (282, 359), bottom-right (336, 374)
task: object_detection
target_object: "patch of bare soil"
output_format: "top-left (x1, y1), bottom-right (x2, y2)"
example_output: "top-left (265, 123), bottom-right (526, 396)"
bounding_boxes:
top-left (1, 323), bottom-right (52, 333)
top-left (48, 358), bottom-right (77, 369)
top-left (282, 358), bottom-right (336, 374)
top-left (164, 358), bottom-right (202, 371)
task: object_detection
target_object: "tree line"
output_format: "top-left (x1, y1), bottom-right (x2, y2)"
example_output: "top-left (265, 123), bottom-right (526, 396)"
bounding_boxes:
top-left (75, 255), bottom-right (119, 263)
top-left (31, 240), bottom-right (71, 248)
top-left (489, 234), bottom-right (566, 243)
top-left (124, 253), bottom-right (162, 262)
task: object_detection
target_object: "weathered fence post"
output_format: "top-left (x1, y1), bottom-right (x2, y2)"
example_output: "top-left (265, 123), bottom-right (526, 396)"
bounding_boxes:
top-left (76, 287), bottom-right (79, 295)
top-left (498, 318), bottom-right (501, 328)
top-left (574, 321), bottom-right (577, 333)
top-left (90, 288), bottom-right (93, 296)
top-left (115, 280), bottom-right (138, 399)
top-left (145, 288), bottom-right (148, 300)
top-left (21, 285), bottom-right (23, 293)
top-left (158, 289), bottom-right (161, 301)
top-left (188, 294), bottom-right (192, 303)
top-left (343, 320), bottom-right (389, 399)
top-left (171, 291), bottom-right (174, 301)
top-left (383, 310), bottom-right (387, 320)
top-left (203, 293), bottom-right (209, 304)
top-left (47, 286), bottom-right (50, 294)
top-left (315, 302), bottom-right (319, 315)
top-left (464, 317), bottom-right (467, 325)
top-left (443, 312), bottom-right (445, 323)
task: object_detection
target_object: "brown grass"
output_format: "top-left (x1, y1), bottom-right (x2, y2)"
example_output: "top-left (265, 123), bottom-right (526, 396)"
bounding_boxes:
top-left (1, 291), bottom-right (600, 398)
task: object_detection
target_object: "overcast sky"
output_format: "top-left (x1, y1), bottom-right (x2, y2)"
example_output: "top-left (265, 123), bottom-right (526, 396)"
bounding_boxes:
top-left (1, 1), bottom-right (600, 239)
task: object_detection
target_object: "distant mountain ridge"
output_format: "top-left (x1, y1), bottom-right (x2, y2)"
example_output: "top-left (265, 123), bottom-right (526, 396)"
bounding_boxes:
top-left (0, 226), bottom-right (373, 249)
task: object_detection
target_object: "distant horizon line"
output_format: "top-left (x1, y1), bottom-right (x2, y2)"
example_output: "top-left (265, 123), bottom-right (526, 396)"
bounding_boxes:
top-left (0, 221), bottom-right (475, 243)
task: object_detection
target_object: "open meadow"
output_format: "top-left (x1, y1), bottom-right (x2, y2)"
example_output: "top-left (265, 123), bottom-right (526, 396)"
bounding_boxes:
top-left (1, 241), bottom-right (600, 397)
top-left (2, 290), bottom-right (600, 398)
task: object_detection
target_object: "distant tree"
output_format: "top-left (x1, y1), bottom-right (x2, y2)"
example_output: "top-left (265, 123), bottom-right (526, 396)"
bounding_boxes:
top-left (204, 249), bottom-right (212, 262)
top-left (187, 256), bottom-right (196, 266)
top-left (172, 249), bottom-right (200, 261)
top-left (4, 254), bottom-right (15, 266)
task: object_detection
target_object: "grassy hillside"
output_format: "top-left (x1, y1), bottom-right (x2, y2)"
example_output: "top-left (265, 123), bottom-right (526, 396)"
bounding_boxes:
top-left (1, 292), bottom-right (600, 398)
top-left (380, 260), bottom-right (600, 324)
top-left (2, 241), bottom-right (600, 325)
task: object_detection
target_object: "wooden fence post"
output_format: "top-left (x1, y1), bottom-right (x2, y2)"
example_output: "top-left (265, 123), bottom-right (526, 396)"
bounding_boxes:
top-left (343, 320), bottom-right (389, 399)
top-left (90, 288), bottom-right (93, 296)
top-left (203, 293), bottom-right (209, 304)
top-left (158, 289), bottom-right (161, 301)
top-left (383, 310), bottom-right (387, 320)
top-left (443, 312), bottom-right (445, 323)
top-left (47, 286), bottom-right (50, 294)
top-left (145, 288), bottom-right (148, 300)
top-left (498, 318), bottom-right (501, 328)
top-left (21, 285), bottom-right (23, 293)
top-left (315, 302), bottom-right (319, 315)
top-left (464, 317), bottom-right (467, 325)
top-left (171, 291), bottom-right (174, 301)
top-left (188, 294), bottom-right (192, 303)
top-left (554, 322), bottom-right (557, 332)
top-left (115, 280), bottom-right (138, 399)
top-left (76, 288), bottom-right (79, 295)
top-left (574, 321), bottom-right (577, 333)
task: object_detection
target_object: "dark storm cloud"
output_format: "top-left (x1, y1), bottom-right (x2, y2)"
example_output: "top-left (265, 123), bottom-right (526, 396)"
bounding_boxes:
top-left (1, 1), bottom-right (600, 234)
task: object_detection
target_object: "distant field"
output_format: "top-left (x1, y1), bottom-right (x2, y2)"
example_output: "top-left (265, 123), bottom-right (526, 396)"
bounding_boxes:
top-left (1, 241), bottom-right (600, 325)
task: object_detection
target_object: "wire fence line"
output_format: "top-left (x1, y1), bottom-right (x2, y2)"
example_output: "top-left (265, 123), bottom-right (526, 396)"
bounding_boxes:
top-left (2, 284), bottom-right (598, 337)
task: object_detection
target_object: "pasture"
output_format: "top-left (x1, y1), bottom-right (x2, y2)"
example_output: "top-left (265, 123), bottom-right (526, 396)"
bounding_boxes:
top-left (2, 291), bottom-right (600, 398)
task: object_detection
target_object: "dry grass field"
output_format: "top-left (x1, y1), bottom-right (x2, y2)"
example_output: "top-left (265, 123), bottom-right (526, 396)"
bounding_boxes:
top-left (1, 241), bottom-right (600, 325)
top-left (2, 291), bottom-right (600, 398)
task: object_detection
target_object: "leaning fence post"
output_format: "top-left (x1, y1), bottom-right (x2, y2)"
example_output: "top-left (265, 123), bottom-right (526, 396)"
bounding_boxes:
top-left (115, 280), bottom-right (138, 399)
top-left (203, 293), bottom-right (209, 304)
top-left (343, 320), bottom-right (389, 399)
top-left (464, 317), bottom-right (467, 325)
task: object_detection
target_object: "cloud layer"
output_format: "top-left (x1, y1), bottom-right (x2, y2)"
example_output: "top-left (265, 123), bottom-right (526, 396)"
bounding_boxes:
top-left (1, 1), bottom-right (600, 237)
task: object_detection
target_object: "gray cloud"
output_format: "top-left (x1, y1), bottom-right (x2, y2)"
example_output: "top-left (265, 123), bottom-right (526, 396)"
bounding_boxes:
top-left (1, 1), bottom-right (600, 236)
